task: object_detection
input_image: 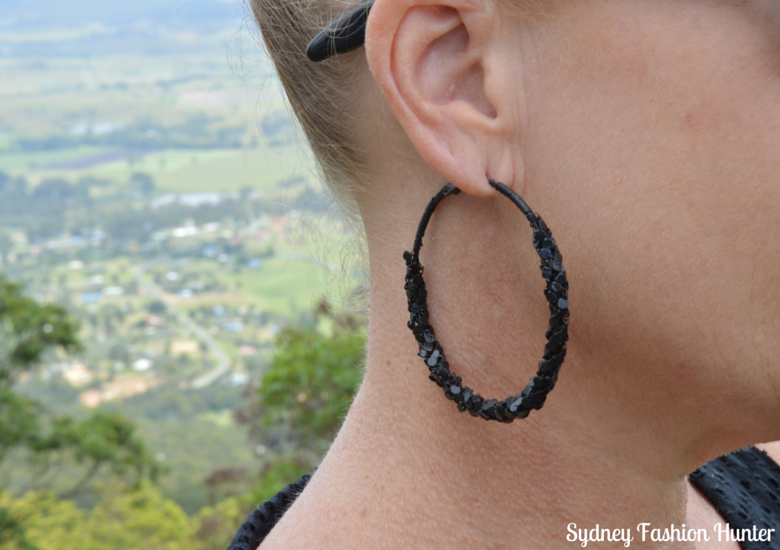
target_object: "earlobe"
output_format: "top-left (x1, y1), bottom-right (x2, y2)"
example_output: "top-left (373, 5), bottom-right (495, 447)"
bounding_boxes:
top-left (365, 0), bottom-right (523, 196)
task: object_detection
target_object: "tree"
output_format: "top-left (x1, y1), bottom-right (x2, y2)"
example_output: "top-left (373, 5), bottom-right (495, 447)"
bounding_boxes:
top-left (30, 411), bottom-right (161, 497)
top-left (0, 173), bottom-right (27, 197)
top-left (31, 179), bottom-right (85, 201)
top-left (0, 275), bottom-right (81, 386)
top-left (257, 323), bottom-right (365, 444)
top-left (0, 490), bottom-right (84, 550)
top-left (241, 300), bottom-right (367, 457)
top-left (233, 303), bottom-right (366, 520)
top-left (147, 300), bottom-right (167, 315)
top-left (0, 391), bottom-right (41, 463)
top-left (0, 483), bottom-right (191, 550)
top-left (0, 275), bottom-right (157, 496)
top-left (130, 173), bottom-right (155, 197)
top-left (81, 482), bottom-right (191, 550)
top-left (0, 275), bottom-right (82, 462)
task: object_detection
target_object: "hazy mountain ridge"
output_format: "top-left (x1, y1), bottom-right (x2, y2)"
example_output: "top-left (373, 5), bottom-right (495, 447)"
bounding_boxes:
top-left (0, 0), bottom-right (254, 57)
top-left (0, 0), bottom-right (244, 32)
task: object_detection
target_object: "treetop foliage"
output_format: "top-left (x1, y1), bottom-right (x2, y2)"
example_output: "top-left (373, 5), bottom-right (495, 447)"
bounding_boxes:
top-left (258, 323), bottom-right (366, 443)
top-left (0, 275), bottom-right (82, 387)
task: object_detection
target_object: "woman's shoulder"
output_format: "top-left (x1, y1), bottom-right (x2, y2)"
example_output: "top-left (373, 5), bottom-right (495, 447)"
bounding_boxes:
top-left (756, 442), bottom-right (780, 466)
top-left (228, 448), bottom-right (780, 550)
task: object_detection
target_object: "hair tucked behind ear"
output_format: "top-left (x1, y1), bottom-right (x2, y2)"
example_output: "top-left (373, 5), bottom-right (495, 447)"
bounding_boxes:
top-left (247, 0), bottom-right (551, 200)
top-left (249, 1), bottom-right (370, 198)
top-left (246, 0), bottom-right (552, 306)
top-left (247, 0), bottom-right (373, 309)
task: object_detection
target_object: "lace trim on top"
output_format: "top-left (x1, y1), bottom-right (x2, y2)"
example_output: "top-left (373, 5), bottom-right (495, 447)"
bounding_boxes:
top-left (228, 447), bottom-right (780, 550)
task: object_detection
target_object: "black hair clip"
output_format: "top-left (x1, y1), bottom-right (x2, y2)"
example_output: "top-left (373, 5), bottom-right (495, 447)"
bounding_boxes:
top-left (306, 0), bottom-right (375, 62)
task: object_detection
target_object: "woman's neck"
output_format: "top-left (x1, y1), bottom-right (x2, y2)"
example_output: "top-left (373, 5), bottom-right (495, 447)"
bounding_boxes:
top-left (259, 178), bottom-right (753, 549)
top-left (259, 254), bottom-right (706, 549)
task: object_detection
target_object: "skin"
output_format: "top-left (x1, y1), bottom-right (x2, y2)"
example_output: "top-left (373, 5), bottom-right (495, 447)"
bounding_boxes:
top-left (259, 0), bottom-right (780, 548)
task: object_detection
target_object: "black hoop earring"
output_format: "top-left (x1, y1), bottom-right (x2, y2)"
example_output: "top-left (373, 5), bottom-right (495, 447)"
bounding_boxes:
top-left (403, 180), bottom-right (570, 423)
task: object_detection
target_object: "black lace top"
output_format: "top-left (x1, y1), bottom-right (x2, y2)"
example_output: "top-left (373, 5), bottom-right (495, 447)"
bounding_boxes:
top-left (227, 446), bottom-right (780, 550)
top-left (689, 446), bottom-right (780, 549)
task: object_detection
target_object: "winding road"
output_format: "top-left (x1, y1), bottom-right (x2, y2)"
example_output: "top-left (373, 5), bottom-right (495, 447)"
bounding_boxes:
top-left (134, 264), bottom-right (230, 389)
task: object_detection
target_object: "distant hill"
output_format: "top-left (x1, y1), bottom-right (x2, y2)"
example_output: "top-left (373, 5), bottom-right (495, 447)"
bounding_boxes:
top-left (1, 0), bottom-right (243, 32)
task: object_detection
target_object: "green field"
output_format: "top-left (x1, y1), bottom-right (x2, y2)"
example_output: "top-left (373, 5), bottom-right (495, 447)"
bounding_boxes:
top-left (120, 147), bottom-right (311, 194)
top-left (168, 252), bottom-right (358, 317)
top-left (0, 146), bottom-right (312, 193)
top-left (234, 255), bottom-right (332, 314)
top-left (0, 146), bottom-right (113, 172)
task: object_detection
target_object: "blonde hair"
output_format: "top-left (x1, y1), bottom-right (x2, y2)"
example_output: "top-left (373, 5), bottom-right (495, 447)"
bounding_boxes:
top-left (247, 1), bottom-right (373, 313)
top-left (247, 0), bottom-right (551, 310)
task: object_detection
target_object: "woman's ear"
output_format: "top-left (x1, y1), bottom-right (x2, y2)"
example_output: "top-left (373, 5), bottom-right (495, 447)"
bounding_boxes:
top-left (365, 0), bottom-right (525, 196)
